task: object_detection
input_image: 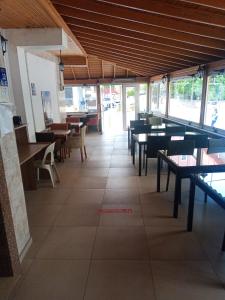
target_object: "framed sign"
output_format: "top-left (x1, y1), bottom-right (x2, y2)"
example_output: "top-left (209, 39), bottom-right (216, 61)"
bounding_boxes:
top-left (41, 91), bottom-right (53, 125)
top-left (31, 82), bottom-right (37, 96)
top-left (0, 67), bottom-right (8, 87)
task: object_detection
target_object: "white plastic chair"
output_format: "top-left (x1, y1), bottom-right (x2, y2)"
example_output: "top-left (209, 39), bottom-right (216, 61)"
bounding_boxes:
top-left (34, 142), bottom-right (60, 187)
top-left (68, 125), bottom-right (87, 162)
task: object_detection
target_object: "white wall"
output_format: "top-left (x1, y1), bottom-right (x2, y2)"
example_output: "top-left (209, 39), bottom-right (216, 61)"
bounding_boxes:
top-left (0, 29), bottom-right (30, 259)
top-left (26, 52), bottom-right (61, 132)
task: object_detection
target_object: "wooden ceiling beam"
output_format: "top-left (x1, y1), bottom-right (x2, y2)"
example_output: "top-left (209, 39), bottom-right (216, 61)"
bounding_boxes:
top-left (114, 65), bottom-right (116, 78)
top-left (177, 0), bottom-right (225, 10)
top-left (82, 44), bottom-right (190, 69)
top-left (84, 50), bottom-right (169, 73)
top-left (86, 57), bottom-right (91, 79)
top-left (102, 60), bottom-right (104, 79)
top-left (71, 67), bottom-right (76, 79)
top-left (99, 0), bottom-right (225, 28)
top-left (80, 40), bottom-right (194, 67)
top-left (66, 17), bottom-right (225, 58)
top-left (53, 2), bottom-right (225, 49)
top-left (76, 33), bottom-right (204, 64)
top-left (73, 27), bottom-right (221, 61)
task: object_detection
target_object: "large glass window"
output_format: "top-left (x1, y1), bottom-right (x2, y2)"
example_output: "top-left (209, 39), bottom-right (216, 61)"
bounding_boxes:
top-left (169, 77), bottom-right (202, 123)
top-left (151, 81), bottom-right (166, 114)
top-left (64, 86), bottom-right (97, 112)
top-left (139, 83), bottom-right (147, 112)
top-left (204, 73), bottom-right (225, 129)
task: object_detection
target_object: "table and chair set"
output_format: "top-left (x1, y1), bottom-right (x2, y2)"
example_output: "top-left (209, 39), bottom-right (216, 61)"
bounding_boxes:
top-left (15, 118), bottom-right (88, 191)
top-left (129, 116), bottom-right (225, 251)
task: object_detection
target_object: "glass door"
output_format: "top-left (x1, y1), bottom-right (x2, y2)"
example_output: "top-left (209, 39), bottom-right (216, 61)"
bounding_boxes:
top-left (122, 85), bottom-right (139, 130)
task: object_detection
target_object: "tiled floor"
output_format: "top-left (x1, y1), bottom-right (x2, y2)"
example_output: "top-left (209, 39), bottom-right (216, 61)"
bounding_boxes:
top-left (1, 131), bottom-right (225, 300)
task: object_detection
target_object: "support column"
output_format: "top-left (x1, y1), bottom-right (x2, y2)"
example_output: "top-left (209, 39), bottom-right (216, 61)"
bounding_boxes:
top-left (199, 67), bottom-right (208, 127)
top-left (165, 75), bottom-right (170, 117)
top-left (146, 81), bottom-right (151, 112)
top-left (96, 84), bottom-right (102, 134)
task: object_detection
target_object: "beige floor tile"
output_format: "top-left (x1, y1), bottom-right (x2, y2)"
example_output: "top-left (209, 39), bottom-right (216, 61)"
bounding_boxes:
top-left (11, 260), bottom-right (89, 300)
top-left (72, 177), bottom-right (107, 189)
top-left (78, 168), bottom-right (109, 177)
top-left (25, 188), bottom-right (72, 204)
top-left (26, 226), bottom-right (51, 258)
top-left (93, 227), bottom-right (149, 260)
top-left (37, 227), bottom-right (96, 259)
top-left (146, 226), bottom-right (207, 260)
top-left (103, 189), bottom-right (139, 204)
top-left (106, 177), bottom-right (138, 189)
top-left (142, 199), bottom-right (186, 227)
top-left (54, 203), bottom-right (101, 226)
top-left (84, 260), bottom-right (156, 300)
top-left (65, 189), bottom-right (105, 204)
top-left (26, 204), bottom-right (63, 227)
top-left (99, 204), bottom-right (143, 226)
top-left (151, 261), bottom-right (225, 300)
top-left (108, 168), bottom-right (137, 177)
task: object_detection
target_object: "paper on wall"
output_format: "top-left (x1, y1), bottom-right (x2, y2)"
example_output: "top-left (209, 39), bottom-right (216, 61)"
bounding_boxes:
top-left (0, 103), bottom-right (13, 138)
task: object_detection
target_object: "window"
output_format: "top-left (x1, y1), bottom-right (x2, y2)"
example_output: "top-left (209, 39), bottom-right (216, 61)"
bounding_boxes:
top-left (64, 86), bottom-right (97, 112)
top-left (139, 83), bottom-right (147, 112)
top-left (204, 73), bottom-right (225, 130)
top-left (169, 77), bottom-right (202, 123)
top-left (151, 81), bottom-right (166, 114)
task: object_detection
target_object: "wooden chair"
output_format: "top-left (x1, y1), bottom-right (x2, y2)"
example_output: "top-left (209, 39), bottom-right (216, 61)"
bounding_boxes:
top-left (184, 134), bottom-right (208, 148)
top-left (48, 123), bottom-right (69, 130)
top-left (165, 125), bottom-right (186, 133)
top-left (130, 120), bottom-right (145, 128)
top-left (34, 142), bottom-right (60, 188)
top-left (67, 125), bottom-right (87, 162)
top-left (166, 140), bottom-right (195, 192)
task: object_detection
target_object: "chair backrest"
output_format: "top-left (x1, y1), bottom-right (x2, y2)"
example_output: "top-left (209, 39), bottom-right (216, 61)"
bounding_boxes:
top-left (184, 134), bottom-right (208, 148)
top-left (148, 116), bottom-right (162, 126)
top-left (167, 140), bottom-right (195, 156)
top-left (49, 123), bottom-right (69, 130)
top-left (66, 117), bottom-right (80, 123)
top-left (133, 125), bottom-right (152, 134)
top-left (165, 125), bottom-right (186, 133)
top-left (130, 120), bottom-right (145, 128)
top-left (35, 132), bottom-right (55, 143)
top-left (146, 136), bottom-right (171, 158)
top-left (69, 125), bottom-right (87, 148)
top-left (207, 138), bottom-right (225, 154)
top-left (42, 142), bottom-right (55, 165)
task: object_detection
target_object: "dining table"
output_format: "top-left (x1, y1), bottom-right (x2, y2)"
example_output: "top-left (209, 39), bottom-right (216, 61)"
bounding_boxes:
top-left (132, 131), bottom-right (200, 176)
top-left (157, 148), bottom-right (225, 218)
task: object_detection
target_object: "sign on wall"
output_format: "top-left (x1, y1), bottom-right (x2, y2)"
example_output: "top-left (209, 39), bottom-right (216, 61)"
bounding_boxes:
top-left (41, 91), bottom-right (53, 125)
top-left (0, 67), bottom-right (9, 103)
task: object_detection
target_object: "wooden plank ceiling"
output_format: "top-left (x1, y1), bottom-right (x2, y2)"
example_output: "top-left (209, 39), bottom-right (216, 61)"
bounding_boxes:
top-left (63, 54), bottom-right (138, 82)
top-left (51, 0), bottom-right (225, 79)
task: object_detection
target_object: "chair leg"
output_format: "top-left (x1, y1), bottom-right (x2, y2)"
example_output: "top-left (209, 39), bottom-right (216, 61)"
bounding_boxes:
top-left (145, 157), bottom-right (148, 176)
top-left (47, 166), bottom-right (55, 188)
top-left (37, 168), bottom-right (40, 181)
top-left (53, 163), bottom-right (60, 183)
top-left (84, 146), bottom-right (87, 159)
top-left (80, 147), bottom-right (84, 162)
top-left (166, 168), bottom-right (171, 192)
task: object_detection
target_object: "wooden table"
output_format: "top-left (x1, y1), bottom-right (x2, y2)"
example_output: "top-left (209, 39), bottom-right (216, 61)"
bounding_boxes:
top-left (18, 143), bottom-right (48, 190)
top-left (133, 131), bottom-right (200, 176)
top-left (157, 148), bottom-right (225, 218)
top-left (69, 122), bottom-right (83, 129)
top-left (50, 129), bottom-right (71, 138)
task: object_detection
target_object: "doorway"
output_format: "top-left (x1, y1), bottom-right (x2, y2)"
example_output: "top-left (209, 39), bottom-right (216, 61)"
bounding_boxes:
top-left (101, 84), bottom-right (123, 133)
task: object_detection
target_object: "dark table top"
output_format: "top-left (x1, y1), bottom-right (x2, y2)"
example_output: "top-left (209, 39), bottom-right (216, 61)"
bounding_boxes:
top-left (133, 131), bottom-right (200, 144)
top-left (158, 148), bottom-right (225, 175)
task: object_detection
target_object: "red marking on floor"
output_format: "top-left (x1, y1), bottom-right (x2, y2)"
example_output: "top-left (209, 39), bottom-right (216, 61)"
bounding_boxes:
top-left (97, 208), bottom-right (133, 214)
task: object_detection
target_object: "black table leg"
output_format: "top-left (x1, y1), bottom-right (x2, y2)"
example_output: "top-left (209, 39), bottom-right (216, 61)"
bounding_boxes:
top-left (222, 232), bottom-right (225, 252)
top-left (157, 156), bottom-right (161, 192)
top-left (128, 127), bottom-right (130, 149)
top-left (132, 140), bottom-right (135, 165)
top-left (187, 177), bottom-right (196, 231)
top-left (139, 144), bottom-right (142, 176)
top-left (173, 175), bottom-right (181, 218)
